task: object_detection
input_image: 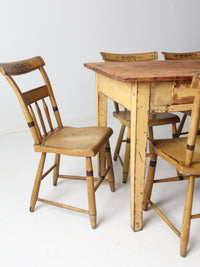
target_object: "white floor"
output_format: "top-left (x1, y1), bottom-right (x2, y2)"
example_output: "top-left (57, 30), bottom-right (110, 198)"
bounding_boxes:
top-left (0, 116), bottom-right (199, 267)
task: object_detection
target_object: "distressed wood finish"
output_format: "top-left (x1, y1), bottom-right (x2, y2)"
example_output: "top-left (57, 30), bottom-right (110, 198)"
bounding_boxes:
top-left (84, 60), bottom-right (200, 232)
top-left (143, 74), bottom-right (200, 256)
top-left (0, 57), bottom-right (115, 229)
top-left (130, 81), bottom-right (150, 229)
top-left (100, 52), bottom-right (180, 182)
top-left (85, 60), bottom-right (200, 83)
top-left (95, 73), bottom-right (108, 176)
top-left (162, 52), bottom-right (200, 136)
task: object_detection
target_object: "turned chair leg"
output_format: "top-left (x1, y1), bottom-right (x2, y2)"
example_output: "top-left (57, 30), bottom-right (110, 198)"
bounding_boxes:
top-left (123, 127), bottom-right (130, 183)
top-left (180, 176), bottom-right (195, 257)
top-left (86, 157), bottom-right (97, 229)
top-left (113, 124), bottom-right (126, 161)
top-left (148, 126), bottom-right (154, 157)
top-left (30, 153), bottom-right (46, 212)
top-left (53, 154), bottom-right (60, 186)
top-left (143, 153), bottom-right (157, 211)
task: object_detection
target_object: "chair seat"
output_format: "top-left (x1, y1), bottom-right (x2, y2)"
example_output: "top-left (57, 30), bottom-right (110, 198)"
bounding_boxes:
top-left (113, 110), bottom-right (180, 127)
top-left (151, 136), bottom-right (200, 175)
top-left (34, 126), bottom-right (113, 157)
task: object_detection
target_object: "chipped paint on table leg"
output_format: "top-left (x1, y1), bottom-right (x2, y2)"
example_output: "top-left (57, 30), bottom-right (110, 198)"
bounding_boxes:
top-left (96, 73), bottom-right (108, 176)
top-left (130, 82), bottom-right (150, 231)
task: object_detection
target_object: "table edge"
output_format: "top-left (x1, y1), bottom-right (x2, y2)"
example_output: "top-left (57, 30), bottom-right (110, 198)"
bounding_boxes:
top-left (84, 63), bottom-right (194, 83)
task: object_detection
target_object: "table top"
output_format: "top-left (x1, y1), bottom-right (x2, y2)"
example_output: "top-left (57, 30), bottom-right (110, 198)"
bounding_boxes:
top-left (84, 60), bottom-right (200, 83)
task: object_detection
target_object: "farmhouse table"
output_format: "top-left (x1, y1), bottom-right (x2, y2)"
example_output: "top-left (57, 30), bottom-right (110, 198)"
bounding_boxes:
top-left (84, 60), bottom-right (200, 231)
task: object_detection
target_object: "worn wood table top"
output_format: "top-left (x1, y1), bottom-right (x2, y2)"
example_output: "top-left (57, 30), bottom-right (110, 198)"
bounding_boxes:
top-left (84, 60), bottom-right (200, 83)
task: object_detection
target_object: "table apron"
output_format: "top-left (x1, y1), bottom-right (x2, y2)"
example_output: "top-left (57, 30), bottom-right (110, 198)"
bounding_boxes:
top-left (97, 74), bottom-right (194, 113)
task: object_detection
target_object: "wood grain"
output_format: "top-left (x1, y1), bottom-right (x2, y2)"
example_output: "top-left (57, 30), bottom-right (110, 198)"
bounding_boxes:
top-left (84, 60), bottom-right (200, 82)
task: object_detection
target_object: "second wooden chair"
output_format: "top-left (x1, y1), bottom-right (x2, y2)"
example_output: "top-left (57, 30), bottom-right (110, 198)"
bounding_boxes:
top-left (100, 51), bottom-right (180, 183)
top-left (143, 74), bottom-right (200, 256)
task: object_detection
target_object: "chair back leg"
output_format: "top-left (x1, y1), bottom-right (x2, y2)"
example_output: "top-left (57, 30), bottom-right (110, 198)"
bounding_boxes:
top-left (30, 152), bottom-right (46, 212)
top-left (113, 124), bottom-right (126, 161)
top-left (177, 113), bottom-right (187, 137)
top-left (143, 153), bottom-right (157, 211)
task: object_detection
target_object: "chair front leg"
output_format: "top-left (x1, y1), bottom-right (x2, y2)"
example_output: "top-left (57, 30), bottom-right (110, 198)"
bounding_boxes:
top-left (180, 175), bottom-right (195, 257)
top-left (143, 153), bottom-right (157, 211)
top-left (53, 154), bottom-right (60, 186)
top-left (86, 157), bottom-right (96, 229)
top-left (30, 152), bottom-right (46, 212)
top-left (105, 140), bottom-right (115, 192)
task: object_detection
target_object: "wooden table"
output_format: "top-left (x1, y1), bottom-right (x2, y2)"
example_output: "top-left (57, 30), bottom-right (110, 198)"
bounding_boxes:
top-left (84, 60), bottom-right (200, 231)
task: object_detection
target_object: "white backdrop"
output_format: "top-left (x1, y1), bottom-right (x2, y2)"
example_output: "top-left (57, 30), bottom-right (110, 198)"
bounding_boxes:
top-left (0, 0), bottom-right (200, 134)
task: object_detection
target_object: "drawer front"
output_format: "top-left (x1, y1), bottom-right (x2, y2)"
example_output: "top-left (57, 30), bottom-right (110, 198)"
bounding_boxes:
top-left (171, 80), bottom-right (195, 104)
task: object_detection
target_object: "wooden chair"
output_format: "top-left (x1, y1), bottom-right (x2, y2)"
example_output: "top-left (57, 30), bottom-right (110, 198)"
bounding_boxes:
top-left (162, 51), bottom-right (200, 137)
top-left (0, 56), bottom-right (115, 229)
top-left (143, 74), bottom-right (200, 257)
top-left (100, 52), bottom-right (180, 183)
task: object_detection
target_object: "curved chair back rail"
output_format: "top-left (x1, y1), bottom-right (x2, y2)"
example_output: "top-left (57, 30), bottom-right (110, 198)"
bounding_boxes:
top-left (162, 51), bottom-right (200, 60)
top-left (100, 51), bottom-right (158, 62)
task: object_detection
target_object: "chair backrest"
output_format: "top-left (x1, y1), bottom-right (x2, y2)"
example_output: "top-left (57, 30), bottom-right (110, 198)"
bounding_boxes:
top-left (0, 56), bottom-right (63, 145)
top-left (185, 74), bottom-right (200, 166)
top-left (162, 51), bottom-right (200, 60)
top-left (100, 51), bottom-right (158, 62)
top-left (100, 51), bottom-right (158, 112)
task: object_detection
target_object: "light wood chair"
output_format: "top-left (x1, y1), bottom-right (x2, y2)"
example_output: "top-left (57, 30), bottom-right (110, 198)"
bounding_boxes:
top-left (143, 74), bottom-right (200, 257)
top-left (100, 52), bottom-right (180, 183)
top-left (162, 51), bottom-right (200, 137)
top-left (0, 56), bottom-right (115, 229)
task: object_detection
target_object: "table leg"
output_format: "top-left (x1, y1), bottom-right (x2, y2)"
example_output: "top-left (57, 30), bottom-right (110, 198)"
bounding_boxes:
top-left (96, 74), bottom-right (108, 176)
top-left (130, 82), bottom-right (150, 231)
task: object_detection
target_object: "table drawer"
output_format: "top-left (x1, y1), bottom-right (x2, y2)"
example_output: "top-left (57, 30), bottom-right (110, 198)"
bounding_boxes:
top-left (171, 80), bottom-right (195, 104)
